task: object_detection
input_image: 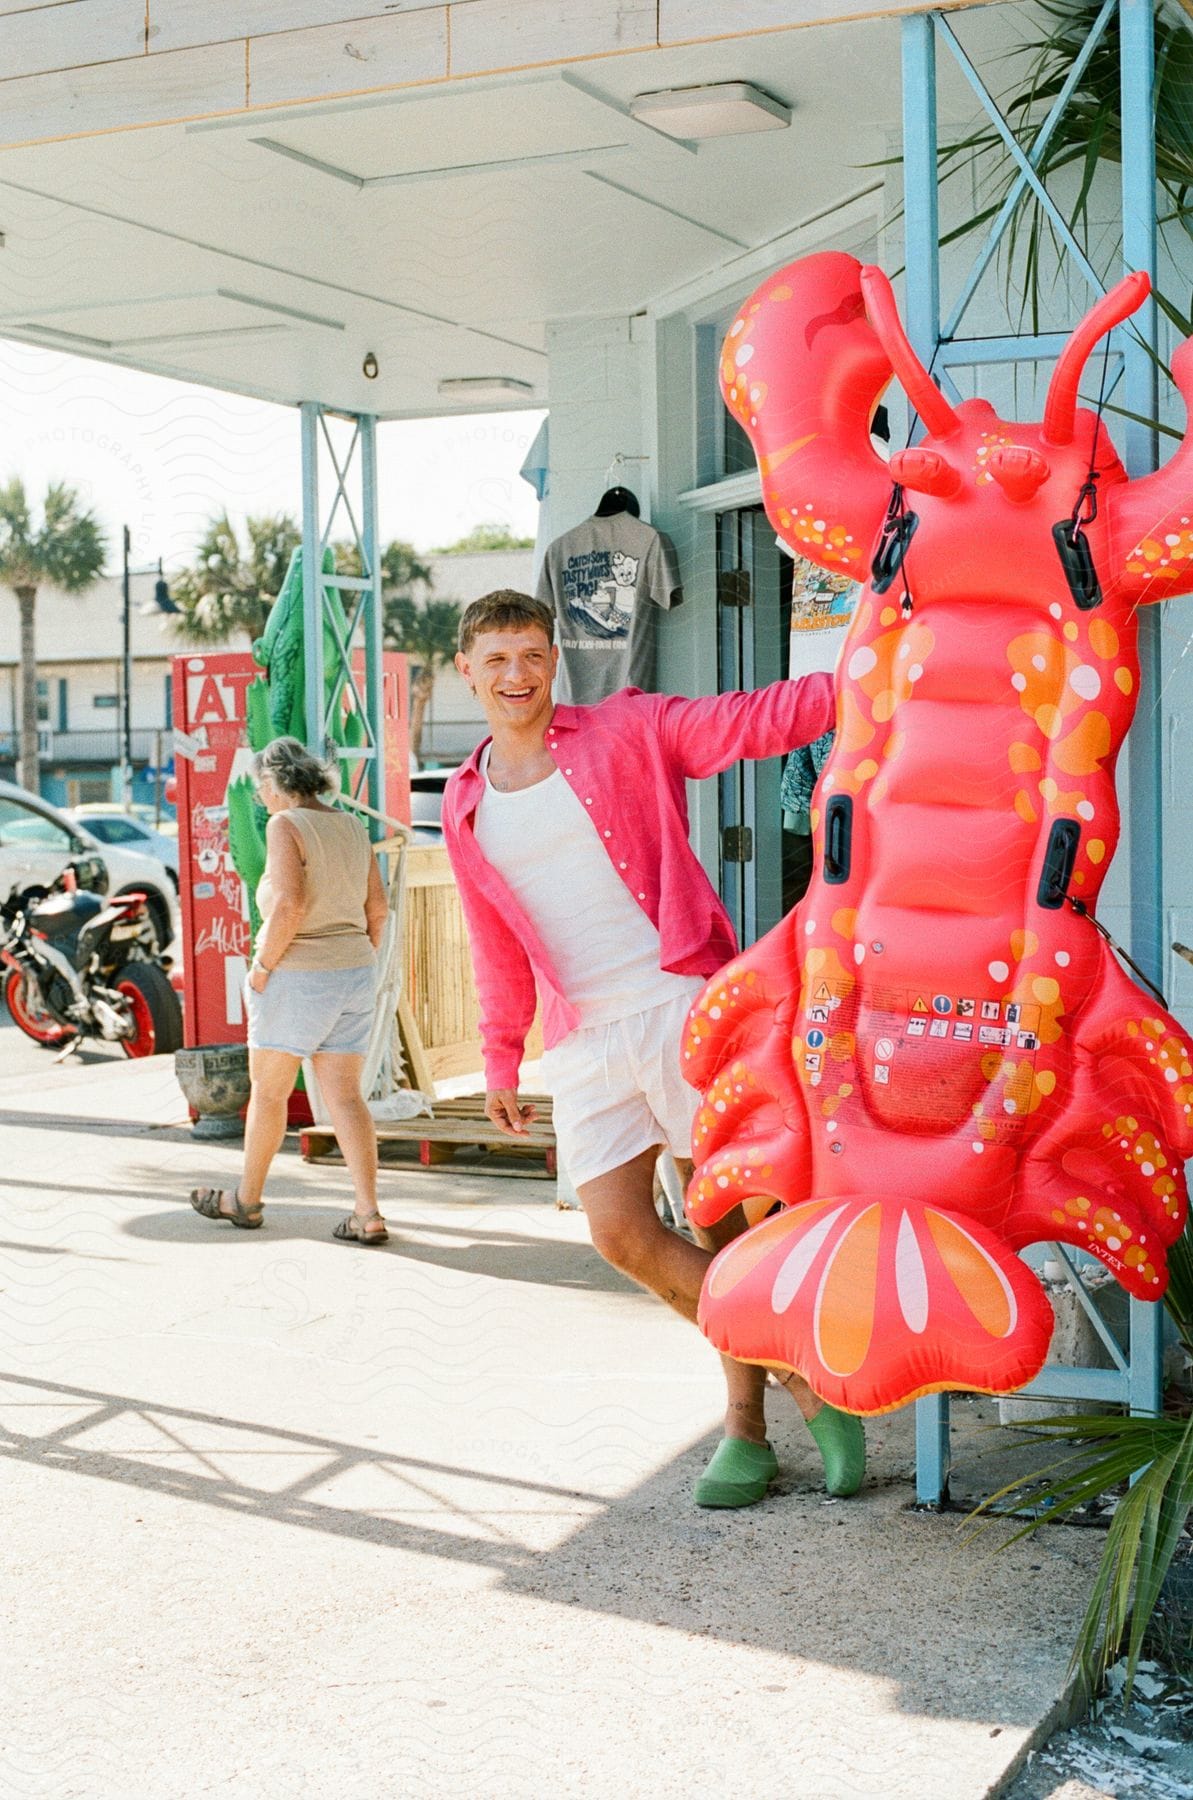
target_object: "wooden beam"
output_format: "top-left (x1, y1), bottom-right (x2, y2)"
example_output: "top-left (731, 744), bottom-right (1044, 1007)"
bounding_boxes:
top-left (0, 0), bottom-right (142, 80)
top-left (449, 0), bottom-right (658, 75)
top-left (0, 41), bottom-right (246, 148)
top-left (149, 1), bottom-right (445, 55)
top-left (246, 7), bottom-right (447, 108)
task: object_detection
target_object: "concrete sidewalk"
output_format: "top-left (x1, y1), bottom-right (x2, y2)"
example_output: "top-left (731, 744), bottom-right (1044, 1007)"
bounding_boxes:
top-left (0, 1022), bottom-right (1102, 1799)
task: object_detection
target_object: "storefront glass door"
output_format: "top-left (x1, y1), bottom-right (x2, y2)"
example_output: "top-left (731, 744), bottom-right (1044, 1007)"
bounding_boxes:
top-left (715, 506), bottom-right (791, 948)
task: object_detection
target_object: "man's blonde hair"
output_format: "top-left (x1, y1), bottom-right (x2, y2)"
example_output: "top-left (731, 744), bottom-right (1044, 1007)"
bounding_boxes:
top-left (457, 589), bottom-right (555, 656)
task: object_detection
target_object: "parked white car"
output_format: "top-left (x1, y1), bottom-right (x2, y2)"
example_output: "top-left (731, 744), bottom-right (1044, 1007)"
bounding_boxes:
top-left (0, 781), bottom-right (177, 952)
top-left (66, 804), bottom-right (179, 885)
top-left (409, 766), bottom-right (459, 846)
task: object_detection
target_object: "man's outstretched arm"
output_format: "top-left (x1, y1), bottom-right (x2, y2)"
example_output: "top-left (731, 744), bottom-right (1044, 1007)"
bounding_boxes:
top-left (656, 671), bottom-right (835, 780)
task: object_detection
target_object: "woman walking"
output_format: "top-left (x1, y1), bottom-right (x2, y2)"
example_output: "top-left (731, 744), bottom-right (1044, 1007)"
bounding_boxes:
top-left (190, 737), bottom-right (390, 1244)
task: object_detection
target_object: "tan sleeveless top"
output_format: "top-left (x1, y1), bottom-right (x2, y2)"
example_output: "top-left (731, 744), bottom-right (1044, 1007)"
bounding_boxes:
top-left (257, 806), bottom-right (374, 971)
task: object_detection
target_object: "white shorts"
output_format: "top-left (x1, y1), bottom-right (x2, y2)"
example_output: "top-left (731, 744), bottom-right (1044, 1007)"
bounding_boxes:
top-left (539, 984), bottom-right (703, 1190)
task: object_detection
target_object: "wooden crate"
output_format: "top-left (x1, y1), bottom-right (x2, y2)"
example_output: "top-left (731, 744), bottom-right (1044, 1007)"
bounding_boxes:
top-left (404, 843), bottom-right (543, 1082)
top-left (301, 1091), bottom-right (556, 1179)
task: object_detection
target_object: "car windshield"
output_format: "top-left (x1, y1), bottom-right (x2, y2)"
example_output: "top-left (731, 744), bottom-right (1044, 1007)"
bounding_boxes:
top-left (0, 799), bottom-right (71, 847)
top-left (83, 817), bottom-right (148, 845)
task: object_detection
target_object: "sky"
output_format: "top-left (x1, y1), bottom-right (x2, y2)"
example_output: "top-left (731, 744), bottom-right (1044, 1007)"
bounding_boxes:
top-left (0, 336), bottom-right (545, 578)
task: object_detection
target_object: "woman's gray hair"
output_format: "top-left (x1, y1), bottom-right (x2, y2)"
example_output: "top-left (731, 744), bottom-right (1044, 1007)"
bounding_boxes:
top-left (252, 736), bottom-right (336, 800)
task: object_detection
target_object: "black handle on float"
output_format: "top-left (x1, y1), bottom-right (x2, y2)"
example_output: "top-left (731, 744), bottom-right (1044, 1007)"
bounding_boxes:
top-left (871, 486), bottom-right (919, 595)
top-left (1052, 473), bottom-right (1102, 610)
top-left (1037, 818), bottom-right (1081, 909)
top-left (823, 795), bottom-right (853, 885)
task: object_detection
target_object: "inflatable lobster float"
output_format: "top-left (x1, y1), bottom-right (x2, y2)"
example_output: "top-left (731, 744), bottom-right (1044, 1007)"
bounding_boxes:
top-left (684, 252), bottom-right (1193, 1415)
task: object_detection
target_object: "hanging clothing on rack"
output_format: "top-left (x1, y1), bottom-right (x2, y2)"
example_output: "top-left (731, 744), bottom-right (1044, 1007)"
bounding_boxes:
top-left (536, 500), bottom-right (682, 704)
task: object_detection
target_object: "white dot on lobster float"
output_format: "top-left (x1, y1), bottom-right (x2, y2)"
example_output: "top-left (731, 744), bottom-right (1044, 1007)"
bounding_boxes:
top-left (1055, 951), bottom-right (1071, 966)
top-left (805, 919), bottom-right (817, 934)
top-left (988, 960), bottom-right (1010, 982)
top-left (709, 1006), bottom-right (722, 1020)
top-left (1166, 1067), bottom-right (1178, 1082)
top-left (1076, 801), bottom-right (1094, 821)
top-left (734, 342), bottom-right (754, 366)
top-left (972, 1141), bottom-right (984, 1154)
top-left (908, 663), bottom-right (924, 683)
top-left (1069, 664), bottom-right (1101, 701)
top-left (853, 943), bottom-right (865, 964)
top-left (716, 1175), bottom-right (730, 1187)
top-left (1049, 602), bottom-right (1063, 619)
top-left (825, 1120), bottom-right (838, 1133)
top-left (848, 645), bottom-right (878, 680)
top-left (1011, 672), bottom-right (1028, 691)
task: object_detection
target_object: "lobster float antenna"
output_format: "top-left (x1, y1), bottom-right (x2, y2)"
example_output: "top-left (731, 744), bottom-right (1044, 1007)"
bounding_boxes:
top-left (858, 264), bottom-right (961, 441)
top-left (1042, 270), bottom-right (1151, 446)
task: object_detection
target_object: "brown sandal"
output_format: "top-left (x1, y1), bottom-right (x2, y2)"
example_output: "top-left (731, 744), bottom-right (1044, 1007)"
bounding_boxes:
top-left (189, 1187), bottom-right (263, 1230)
top-left (332, 1211), bottom-right (388, 1246)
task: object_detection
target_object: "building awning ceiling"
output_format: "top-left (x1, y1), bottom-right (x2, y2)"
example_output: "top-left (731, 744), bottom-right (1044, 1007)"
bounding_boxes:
top-left (0, 1), bottom-right (1006, 416)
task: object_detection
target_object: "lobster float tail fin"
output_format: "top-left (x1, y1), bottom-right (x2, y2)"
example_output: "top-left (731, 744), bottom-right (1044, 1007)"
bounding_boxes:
top-left (698, 1195), bottom-right (1055, 1416)
top-left (720, 252), bottom-right (893, 578)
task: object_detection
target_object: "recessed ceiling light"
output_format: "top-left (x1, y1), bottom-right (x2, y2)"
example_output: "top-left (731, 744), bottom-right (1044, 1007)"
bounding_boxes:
top-left (629, 81), bottom-right (791, 141)
top-left (437, 376), bottom-right (535, 403)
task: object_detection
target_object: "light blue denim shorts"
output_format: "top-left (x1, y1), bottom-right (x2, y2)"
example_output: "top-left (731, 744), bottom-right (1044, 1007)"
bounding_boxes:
top-left (246, 961), bottom-right (377, 1058)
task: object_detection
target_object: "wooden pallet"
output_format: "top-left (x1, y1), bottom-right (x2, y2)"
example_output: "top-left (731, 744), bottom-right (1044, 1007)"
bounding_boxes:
top-left (300, 1091), bottom-right (557, 1178)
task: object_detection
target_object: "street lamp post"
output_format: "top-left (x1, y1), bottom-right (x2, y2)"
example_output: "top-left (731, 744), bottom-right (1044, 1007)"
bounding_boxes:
top-left (120, 526), bottom-right (177, 810)
top-left (121, 526), bottom-right (133, 809)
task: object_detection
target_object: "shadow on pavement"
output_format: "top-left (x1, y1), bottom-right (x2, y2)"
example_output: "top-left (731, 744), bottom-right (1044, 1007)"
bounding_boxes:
top-left (0, 1363), bottom-right (1093, 1732)
top-left (120, 1201), bottom-right (630, 1292)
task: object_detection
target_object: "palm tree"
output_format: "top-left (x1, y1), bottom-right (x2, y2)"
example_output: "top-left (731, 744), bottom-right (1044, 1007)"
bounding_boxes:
top-left (934, 1), bottom-right (1193, 339)
top-left (0, 478), bottom-right (107, 792)
top-left (434, 520), bottom-right (535, 553)
top-left (332, 536), bottom-right (432, 597)
top-left (973, 1222), bottom-right (1193, 1697)
top-left (171, 513), bottom-right (301, 645)
top-left (383, 594), bottom-right (463, 764)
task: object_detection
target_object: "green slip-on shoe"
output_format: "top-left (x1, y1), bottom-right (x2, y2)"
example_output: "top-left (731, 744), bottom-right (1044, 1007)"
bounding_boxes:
top-left (693, 1436), bottom-right (780, 1509)
top-left (806, 1404), bottom-right (866, 1497)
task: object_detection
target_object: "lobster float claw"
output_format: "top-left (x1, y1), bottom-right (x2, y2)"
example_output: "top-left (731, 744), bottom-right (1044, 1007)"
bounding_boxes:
top-left (719, 253), bottom-right (895, 581)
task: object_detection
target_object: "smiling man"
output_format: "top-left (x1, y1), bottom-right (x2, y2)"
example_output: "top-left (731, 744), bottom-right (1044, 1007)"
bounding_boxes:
top-left (442, 588), bottom-right (865, 1508)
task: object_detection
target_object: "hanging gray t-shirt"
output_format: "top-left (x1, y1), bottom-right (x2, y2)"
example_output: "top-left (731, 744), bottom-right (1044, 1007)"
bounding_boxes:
top-left (536, 513), bottom-right (683, 704)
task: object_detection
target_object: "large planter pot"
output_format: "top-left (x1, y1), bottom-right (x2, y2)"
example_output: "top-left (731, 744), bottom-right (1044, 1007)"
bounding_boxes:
top-left (175, 1043), bottom-right (251, 1139)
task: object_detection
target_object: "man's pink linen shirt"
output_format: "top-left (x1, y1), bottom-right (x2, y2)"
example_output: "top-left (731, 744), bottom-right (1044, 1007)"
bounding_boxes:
top-left (442, 676), bottom-right (835, 1090)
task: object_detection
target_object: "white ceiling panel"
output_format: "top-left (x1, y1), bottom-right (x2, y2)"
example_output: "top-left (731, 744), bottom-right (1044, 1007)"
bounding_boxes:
top-left (0, 7), bottom-right (1016, 414)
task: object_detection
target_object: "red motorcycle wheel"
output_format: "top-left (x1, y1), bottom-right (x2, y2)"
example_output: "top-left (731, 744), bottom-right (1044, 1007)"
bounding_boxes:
top-left (114, 962), bottom-right (183, 1059)
top-left (3, 966), bottom-right (75, 1047)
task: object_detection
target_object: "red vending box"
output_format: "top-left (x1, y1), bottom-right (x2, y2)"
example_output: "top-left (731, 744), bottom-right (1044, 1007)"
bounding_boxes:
top-left (173, 650), bottom-right (409, 1051)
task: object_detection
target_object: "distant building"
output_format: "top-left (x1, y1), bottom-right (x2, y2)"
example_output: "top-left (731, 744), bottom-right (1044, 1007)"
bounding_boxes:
top-left (0, 573), bottom-right (177, 808)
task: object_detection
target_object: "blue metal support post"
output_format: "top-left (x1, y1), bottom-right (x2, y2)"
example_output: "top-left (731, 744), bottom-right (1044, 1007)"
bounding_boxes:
top-left (1120, 0), bottom-right (1165, 1419)
top-left (360, 415), bottom-right (385, 824)
top-left (300, 401), bottom-right (325, 757)
top-left (901, 13), bottom-right (952, 1505)
top-left (298, 401), bottom-right (386, 842)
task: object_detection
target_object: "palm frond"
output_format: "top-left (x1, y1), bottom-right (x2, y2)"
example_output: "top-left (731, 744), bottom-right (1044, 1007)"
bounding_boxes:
top-left (969, 1410), bottom-right (1193, 1698)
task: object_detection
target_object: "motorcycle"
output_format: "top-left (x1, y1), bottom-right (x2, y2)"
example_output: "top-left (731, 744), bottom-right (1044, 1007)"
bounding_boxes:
top-left (1, 855), bottom-right (183, 1058)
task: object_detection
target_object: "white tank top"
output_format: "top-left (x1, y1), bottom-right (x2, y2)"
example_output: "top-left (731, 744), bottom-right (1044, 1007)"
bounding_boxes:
top-left (473, 747), bottom-right (696, 1028)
